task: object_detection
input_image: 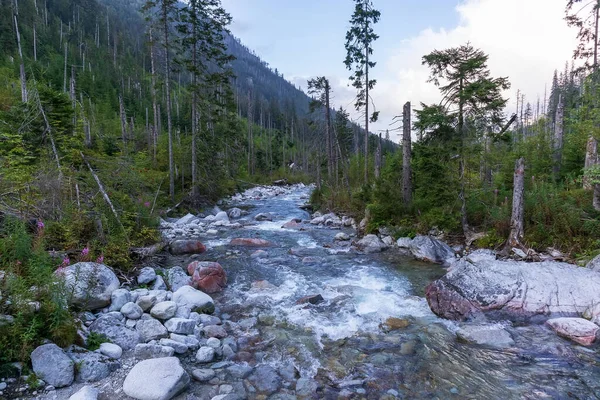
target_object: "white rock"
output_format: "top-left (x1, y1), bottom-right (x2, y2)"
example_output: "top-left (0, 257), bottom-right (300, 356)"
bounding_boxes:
top-left (214, 211), bottom-right (229, 223)
top-left (99, 342), bottom-right (123, 359)
top-left (138, 267), bottom-right (157, 285)
top-left (195, 346), bottom-right (215, 363)
top-left (62, 263), bottom-right (120, 310)
top-left (109, 289), bottom-right (131, 312)
top-left (121, 302), bottom-right (144, 320)
top-left (30, 344), bottom-right (74, 388)
top-left (172, 286), bottom-right (214, 314)
top-left (123, 357), bottom-right (190, 400)
top-left (136, 318), bottom-right (168, 342)
top-left (69, 386), bottom-right (99, 400)
top-left (150, 301), bottom-right (178, 320)
top-left (546, 317), bottom-right (599, 346)
top-left (334, 232), bottom-right (350, 241)
top-left (164, 318), bottom-right (196, 335)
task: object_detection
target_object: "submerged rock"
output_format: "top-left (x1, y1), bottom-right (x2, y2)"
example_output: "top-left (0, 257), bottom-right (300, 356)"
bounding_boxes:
top-left (248, 364), bottom-right (281, 395)
top-left (426, 253), bottom-right (600, 321)
top-left (546, 318), bottom-right (599, 346)
top-left (169, 240), bottom-right (206, 255)
top-left (456, 324), bottom-right (515, 348)
top-left (230, 238), bottom-right (273, 247)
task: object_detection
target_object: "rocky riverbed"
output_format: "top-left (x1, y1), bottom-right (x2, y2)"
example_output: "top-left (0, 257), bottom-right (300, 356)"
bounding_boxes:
top-left (6, 183), bottom-right (600, 400)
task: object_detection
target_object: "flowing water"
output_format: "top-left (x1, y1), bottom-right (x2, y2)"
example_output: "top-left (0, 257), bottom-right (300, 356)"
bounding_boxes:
top-left (172, 185), bottom-right (600, 399)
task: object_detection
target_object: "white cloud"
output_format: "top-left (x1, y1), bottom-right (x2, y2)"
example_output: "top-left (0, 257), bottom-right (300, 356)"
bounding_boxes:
top-left (366, 0), bottom-right (579, 141)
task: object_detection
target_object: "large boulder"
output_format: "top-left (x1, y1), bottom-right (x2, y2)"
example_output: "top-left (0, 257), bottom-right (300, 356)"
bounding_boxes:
top-left (66, 345), bottom-right (120, 382)
top-left (587, 253), bottom-right (600, 271)
top-left (230, 238), bottom-right (273, 247)
top-left (62, 262), bottom-right (120, 310)
top-left (355, 234), bottom-right (387, 254)
top-left (89, 314), bottom-right (140, 350)
top-left (546, 317), bottom-right (599, 346)
top-left (30, 343), bottom-right (74, 388)
top-left (172, 286), bottom-right (215, 314)
top-left (187, 261), bottom-right (227, 294)
top-left (409, 235), bottom-right (455, 265)
top-left (123, 357), bottom-right (190, 400)
top-left (136, 319), bottom-right (168, 342)
top-left (426, 253), bottom-right (600, 321)
top-left (169, 240), bottom-right (206, 255)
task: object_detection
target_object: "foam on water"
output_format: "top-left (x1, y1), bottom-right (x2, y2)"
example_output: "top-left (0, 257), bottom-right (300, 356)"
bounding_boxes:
top-left (296, 236), bottom-right (319, 249)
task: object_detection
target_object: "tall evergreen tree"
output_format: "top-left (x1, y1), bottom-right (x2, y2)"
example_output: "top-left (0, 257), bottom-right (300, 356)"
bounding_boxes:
top-left (344, 0), bottom-right (380, 183)
top-left (421, 43), bottom-right (510, 239)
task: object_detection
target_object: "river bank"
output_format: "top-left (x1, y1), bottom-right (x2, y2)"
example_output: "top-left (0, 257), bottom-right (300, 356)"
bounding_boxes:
top-left (5, 184), bottom-right (600, 400)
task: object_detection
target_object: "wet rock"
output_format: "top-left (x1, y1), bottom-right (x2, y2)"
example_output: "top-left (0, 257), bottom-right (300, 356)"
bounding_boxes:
top-left (109, 289), bottom-right (131, 312)
top-left (203, 325), bottom-right (228, 339)
top-left (296, 294), bottom-right (324, 305)
top-left (228, 208), bottom-right (243, 219)
top-left (380, 317), bottom-right (410, 332)
top-left (123, 357), bottom-right (190, 400)
top-left (66, 345), bottom-right (120, 382)
top-left (99, 342), bottom-right (123, 359)
top-left (150, 301), bottom-right (178, 320)
top-left (248, 365), bottom-right (281, 395)
top-left (62, 262), bottom-right (120, 310)
top-left (355, 234), bottom-right (388, 254)
top-left (214, 211), bottom-right (230, 223)
top-left (334, 232), bottom-right (350, 241)
top-left (237, 317), bottom-right (257, 329)
top-left (251, 250), bottom-right (268, 258)
top-left (230, 238), bottom-right (273, 247)
top-left (136, 318), bottom-right (169, 342)
top-left (188, 261), bottom-right (227, 294)
top-left (282, 220), bottom-right (301, 229)
top-left (165, 267), bottom-right (191, 292)
top-left (456, 324), bottom-right (515, 348)
top-left (295, 378), bottom-right (318, 397)
top-left (69, 386), bottom-right (99, 400)
top-left (196, 346), bottom-right (215, 363)
top-left (169, 240), bottom-right (207, 255)
top-left (254, 213), bottom-right (273, 221)
top-left (192, 368), bottom-right (216, 382)
top-left (89, 314), bottom-right (140, 350)
top-left (164, 318), bottom-right (196, 335)
top-left (310, 216), bottom-right (325, 225)
top-left (121, 302), bottom-right (144, 320)
top-left (226, 364), bottom-right (253, 379)
top-left (31, 343), bottom-right (74, 388)
top-left (546, 318), bottom-right (599, 346)
top-left (396, 237), bottom-right (412, 249)
top-left (426, 253), bottom-right (600, 321)
top-left (172, 286), bottom-right (215, 314)
top-left (134, 344), bottom-right (175, 360)
top-left (409, 235), bottom-right (455, 265)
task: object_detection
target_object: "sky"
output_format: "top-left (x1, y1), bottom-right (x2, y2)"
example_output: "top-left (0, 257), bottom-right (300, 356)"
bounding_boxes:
top-left (221, 0), bottom-right (579, 141)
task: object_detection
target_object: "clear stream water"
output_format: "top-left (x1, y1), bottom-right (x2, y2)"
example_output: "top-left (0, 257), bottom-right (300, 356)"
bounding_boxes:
top-left (171, 185), bottom-right (600, 399)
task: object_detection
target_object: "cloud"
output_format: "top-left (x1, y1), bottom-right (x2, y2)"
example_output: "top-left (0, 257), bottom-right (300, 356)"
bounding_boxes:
top-left (366, 0), bottom-right (579, 140)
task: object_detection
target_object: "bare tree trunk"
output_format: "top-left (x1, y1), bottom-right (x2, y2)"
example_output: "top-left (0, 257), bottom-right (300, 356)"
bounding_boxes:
top-left (585, 136), bottom-right (598, 190)
top-left (506, 157), bottom-right (525, 250)
top-left (247, 80), bottom-right (254, 175)
top-left (553, 94), bottom-right (564, 178)
top-left (37, 94), bottom-right (62, 181)
top-left (325, 79), bottom-right (332, 179)
top-left (119, 94), bottom-right (127, 153)
top-left (374, 133), bottom-right (381, 179)
top-left (402, 101), bottom-right (412, 206)
top-left (364, 35), bottom-right (369, 183)
top-left (14, 14), bottom-right (27, 102)
top-left (149, 28), bottom-right (159, 164)
top-left (63, 43), bottom-right (68, 93)
top-left (162, 4), bottom-right (175, 201)
top-left (33, 23), bottom-right (37, 62)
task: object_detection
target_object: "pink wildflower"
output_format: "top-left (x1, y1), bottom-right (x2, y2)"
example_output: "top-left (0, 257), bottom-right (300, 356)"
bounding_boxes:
top-left (96, 255), bottom-right (104, 263)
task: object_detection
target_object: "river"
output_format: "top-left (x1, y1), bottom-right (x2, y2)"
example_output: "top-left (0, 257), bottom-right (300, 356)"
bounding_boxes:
top-left (166, 184), bottom-right (600, 399)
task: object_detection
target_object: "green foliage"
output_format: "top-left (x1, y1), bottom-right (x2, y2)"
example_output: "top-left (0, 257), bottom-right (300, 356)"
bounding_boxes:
top-left (86, 332), bottom-right (110, 351)
top-left (0, 217), bottom-right (77, 364)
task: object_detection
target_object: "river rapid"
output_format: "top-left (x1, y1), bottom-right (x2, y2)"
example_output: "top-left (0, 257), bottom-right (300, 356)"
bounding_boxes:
top-left (166, 184), bottom-right (600, 400)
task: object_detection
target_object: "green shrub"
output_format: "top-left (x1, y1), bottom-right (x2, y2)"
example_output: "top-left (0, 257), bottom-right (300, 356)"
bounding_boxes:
top-left (86, 332), bottom-right (110, 351)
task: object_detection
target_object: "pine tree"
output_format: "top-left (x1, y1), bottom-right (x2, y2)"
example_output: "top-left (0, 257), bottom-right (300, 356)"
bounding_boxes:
top-left (344, 0), bottom-right (380, 183)
top-left (421, 43), bottom-right (510, 239)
